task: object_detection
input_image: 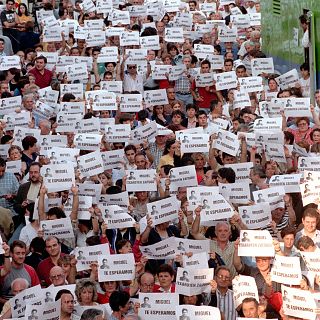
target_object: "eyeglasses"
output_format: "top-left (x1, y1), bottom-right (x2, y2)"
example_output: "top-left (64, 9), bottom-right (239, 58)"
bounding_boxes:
top-left (141, 283), bottom-right (154, 288)
top-left (50, 274), bottom-right (64, 279)
top-left (128, 66), bottom-right (136, 69)
top-left (216, 275), bottom-right (230, 281)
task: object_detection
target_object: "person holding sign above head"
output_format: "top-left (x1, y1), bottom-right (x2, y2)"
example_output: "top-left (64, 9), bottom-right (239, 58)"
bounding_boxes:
top-left (233, 239), bottom-right (281, 296)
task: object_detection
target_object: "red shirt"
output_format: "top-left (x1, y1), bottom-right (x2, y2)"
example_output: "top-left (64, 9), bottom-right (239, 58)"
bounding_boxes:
top-left (37, 254), bottom-right (65, 286)
top-left (191, 80), bottom-right (218, 109)
top-left (29, 67), bottom-right (53, 89)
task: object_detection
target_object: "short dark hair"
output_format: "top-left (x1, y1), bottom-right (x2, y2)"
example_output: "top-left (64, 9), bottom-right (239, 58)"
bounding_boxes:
top-left (55, 289), bottom-right (73, 301)
top-left (218, 167), bottom-right (236, 183)
top-left (22, 136), bottom-right (37, 150)
top-left (299, 14), bottom-right (308, 25)
top-left (157, 263), bottom-right (175, 277)
top-left (109, 291), bottom-right (130, 312)
top-left (47, 207), bottom-right (66, 219)
top-left (0, 157), bottom-right (6, 167)
top-left (200, 59), bottom-right (211, 68)
top-left (10, 240), bottom-right (26, 252)
top-left (197, 110), bottom-right (207, 117)
top-left (34, 56), bottom-right (47, 64)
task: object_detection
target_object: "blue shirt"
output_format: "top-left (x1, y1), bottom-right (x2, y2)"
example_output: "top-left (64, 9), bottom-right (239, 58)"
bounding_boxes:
top-left (0, 171), bottom-right (19, 212)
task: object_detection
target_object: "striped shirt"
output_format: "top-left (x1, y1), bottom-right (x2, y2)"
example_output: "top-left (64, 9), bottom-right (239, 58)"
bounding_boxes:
top-left (262, 212), bottom-right (289, 238)
top-left (216, 289), bottom-right (237, 320)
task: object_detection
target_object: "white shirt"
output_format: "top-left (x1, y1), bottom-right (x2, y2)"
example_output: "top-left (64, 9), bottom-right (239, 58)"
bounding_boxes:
top-left (123, 73), bottom-right (144, 93)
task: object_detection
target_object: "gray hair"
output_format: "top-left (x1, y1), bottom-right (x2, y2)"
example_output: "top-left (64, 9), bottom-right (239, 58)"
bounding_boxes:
top-left (11, 278), bottom-right (29, 290)
top-left (22, 93), bottom-right (35, 103)
top-left (80, 308), bottom-right (103, 320)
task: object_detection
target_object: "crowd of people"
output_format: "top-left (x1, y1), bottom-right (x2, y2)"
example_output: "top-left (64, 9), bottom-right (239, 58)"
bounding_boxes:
top-left (0, 0), bottom-right (318, 319)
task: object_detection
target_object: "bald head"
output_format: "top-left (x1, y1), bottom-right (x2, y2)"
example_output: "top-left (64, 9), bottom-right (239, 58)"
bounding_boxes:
top-left (50, 266), bottom-right (66, 286)
top-left (11, 278), bottom-right (29, 295)
top-left (139, 272), bottom-right (155, 293)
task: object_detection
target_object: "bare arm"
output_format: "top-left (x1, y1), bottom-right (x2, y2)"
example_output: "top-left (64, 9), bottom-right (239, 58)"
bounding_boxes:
top-left (140, 215), bottom-right (153, 244)
top-left (190, 207), bottom-right (206, 240)
top-left (233, 239), bottom-right (243, 271)
top-left (38, 185), bottom-right (47, 221)
top-left (70, 185), bottom-right (79, 222)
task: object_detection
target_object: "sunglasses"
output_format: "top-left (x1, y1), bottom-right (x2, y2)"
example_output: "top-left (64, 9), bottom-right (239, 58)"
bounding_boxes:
top-left (128, 66), bottom-right (136, 69)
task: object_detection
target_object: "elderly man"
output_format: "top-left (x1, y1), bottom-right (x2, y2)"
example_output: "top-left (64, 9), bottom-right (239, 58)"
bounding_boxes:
top-left (49, 266), bottom-right (68, 286)
top-left (130, 272), bottom-right (155, 297)
top-left (0, 278), bottom-right (29, 318)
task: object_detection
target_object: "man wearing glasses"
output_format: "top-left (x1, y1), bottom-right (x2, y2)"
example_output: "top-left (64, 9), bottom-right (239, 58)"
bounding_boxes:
top-left (209, 266), bottom-right (237, 320)
top-left (120, 54), bottom-right (151, 94)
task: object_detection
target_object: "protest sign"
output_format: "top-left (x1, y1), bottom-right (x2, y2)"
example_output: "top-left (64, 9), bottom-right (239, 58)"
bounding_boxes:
top-left (99, 204), bottom-right (135, 229)
top-left (300, 251), bottom-right (320, 273)
top-left (77, 150), bottom-right (104, 177)
top-left (281, 285), bottom-right (316, 320)
top-left (219, 182), bottom-right (251, 204)
top-left (214, 71), bottom-right (237, 91)
top-left (98, 253), bottom-right (135, 281)
top-left (238, 230), bottom-right (274, 257)
top-left (180, 133), bottom-right (209, 153)
top-left (176, 305), bottom-right (221, 320)
top-left (40, 218), bottom-right (74, 240)
top-left (269, 174), bottom-right (302, 193)
top-left (139, 238), bottom-right (176, 260)
top-left (41, 163), bottom-right (75, 193)
top-left (200, 194), bottom-right (234, 222)
top-left (187, 186), bottom-right (219, 210)
top-left (169, 165), bottom-right (198, 190)
top-left (252, 186), bottom-right (285, 210)
top-left (125, 169), bottom-right (157, 192)
top-left (74, 244), bottom-right (110, 272)
top-left (101, 191), bottom-right (129, 210)
top-left (224, 162), bottom-right (253, 184)
top-left (251, 58), bottom-right (274, 76)
top-left (176, 267), bottom-right (213, 296)
top-left (138, 293), bottom-right (179, 320)
top-left (130, 121), bottom-right (158, 144)
top-left (298, 157), bottom-right (320, 172)
top-left (271, 255), bottom-right (302, 285)
top-left (10, 284), bottom-right (43, 318)
top-left (101, 149), bottom-right (124, 170)
top-left (213, 130), bottom-right (240, 157)
top-left (232, 275), bottom-right (259, 308)
top-left (104, 124), bottom-right (131, 142)
top-left (182, 252), bottom-right (209, 270)
top-left (239, 203), bottom-right (272, 229)
top-left (25, 300), bottom-right (61, 320)
top-left (147, 196), bottom-right (180, 225)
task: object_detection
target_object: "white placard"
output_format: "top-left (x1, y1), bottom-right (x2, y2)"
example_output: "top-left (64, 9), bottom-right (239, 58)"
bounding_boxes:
top-left (138, 293), bottom-right (178, 320)
top-left (213, 130), bottom-right (240, 157)
top-left (74, 134), bottom-right (102, 151)
top-left (269, 174), bottom-right (301, 193)
top-left (25, 300), bottom-right (61, 320)
top-left (182, 252), bottom-right (209, 270)
top-left (187, 186), bottom-right (219, 211)
top-left (176, 305), bottom-right (221, 320)
top-left (276, 69), bottom-right (299, 90)
top-left (219, 182), bottom-right (251, 204)
top-left (40, 218), bottom-right (74, 240)
top-left (180, 133), bottom-right (209, 153)
top-left (238, 230), bottom-right (274, 257)
top-left (125, 169), bottom-right (157, 192)
top-left (104, 124), bottom-right (131, 142)
top-left (281, 285), bottom-right (316, 320)
top-left (144, 89), bottom-right (169, 106)
top-left (176, 267), bottom-right (213, 296)
top-left (252, 186), bottom-right (285, 210)
top-left (225, 162), bottom-right (253, 184)
top-left (232, 275), bottom-right (259, 308)
top-left (78, 150), bottom-right (104, 177)
top-left (147, 196), bottom-right (180, 225)
top-left (214, 71), bottom-right (237, 90)
top-left (169, 165), bottom-right (198, 190)
top-left (271, 255), bottom-right (302, 285)
top-left (139, 238), bottom-right (176, 260)
top-left (74, 244), bottom-right (110, 272)
top-left (239, 76), bottom-right (263, 93)
top-left (201, 194), bottom-right (234, 222)
top-left (251, 58), bottom-right (274, 76)
top-left (239, 203), bottom-right (272, 229)
top-left (99, 204), bottom-right (135, 229)
top-left (98, 253), bottom-right (135, 281)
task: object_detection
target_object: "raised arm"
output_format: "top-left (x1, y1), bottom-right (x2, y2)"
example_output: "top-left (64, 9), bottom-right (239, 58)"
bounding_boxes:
top-left (190, 206), bottom-right (206, 240)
